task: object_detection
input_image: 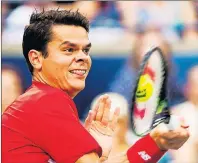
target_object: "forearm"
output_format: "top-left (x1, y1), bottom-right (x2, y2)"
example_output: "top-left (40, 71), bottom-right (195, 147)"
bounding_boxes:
top-left (103, 134), bottom-right (166, 163)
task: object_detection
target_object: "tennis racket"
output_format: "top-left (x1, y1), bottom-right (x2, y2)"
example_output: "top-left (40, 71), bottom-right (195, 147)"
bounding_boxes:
top-left (130, 47), bottom-right (178, 137)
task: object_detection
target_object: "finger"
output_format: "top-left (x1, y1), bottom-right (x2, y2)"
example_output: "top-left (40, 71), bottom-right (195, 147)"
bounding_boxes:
top-left (95, 95), bottom-right (104, 121)
top-left (177, 127), bottom-right (190, 141)
top-left (162, 130), bottom-right (180, 140)
top-left (180, 117), bottom-right (189, 129)
top-left (96, 95), bottom-right (108, 121)
top-left (92, 101), bottom-right (100, 120)
top-left (167, 135), bottom-right (186, 145)
top-left (84, 110), bottom-right (94, 130)
top-left (101, 98), bottom-right (111, 126)
top-left (163, 127), bottom-right (190, 145)
top-left (168, 139), bottom-right (187, 150)
top-left (109, 107), bottom-right (120, 130)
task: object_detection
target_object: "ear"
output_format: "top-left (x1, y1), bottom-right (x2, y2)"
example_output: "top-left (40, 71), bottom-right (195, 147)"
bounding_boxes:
top-left (28, 50), bottom-right (43, 72)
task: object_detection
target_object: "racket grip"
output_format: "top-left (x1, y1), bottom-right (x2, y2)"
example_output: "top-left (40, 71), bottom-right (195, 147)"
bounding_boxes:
top-left (166, 115), bottom-right (180, 130)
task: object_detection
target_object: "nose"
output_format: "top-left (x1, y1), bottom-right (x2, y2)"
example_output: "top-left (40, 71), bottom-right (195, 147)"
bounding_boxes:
top-left (75, 51), bottom-right (89, 63)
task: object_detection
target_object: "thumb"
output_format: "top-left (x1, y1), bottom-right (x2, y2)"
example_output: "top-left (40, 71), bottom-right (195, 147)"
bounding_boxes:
top-left (84, 110), bottom-right (94, 130)
top-left (180, 117), bottom-right (189, 129)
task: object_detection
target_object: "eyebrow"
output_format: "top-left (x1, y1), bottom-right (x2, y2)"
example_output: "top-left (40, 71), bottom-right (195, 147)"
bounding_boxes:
top-left (60, 41), bottom-right (92, 48)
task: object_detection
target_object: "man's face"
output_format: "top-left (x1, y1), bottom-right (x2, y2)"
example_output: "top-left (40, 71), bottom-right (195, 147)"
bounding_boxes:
top-left (41, 25), bottom-right (92, 98)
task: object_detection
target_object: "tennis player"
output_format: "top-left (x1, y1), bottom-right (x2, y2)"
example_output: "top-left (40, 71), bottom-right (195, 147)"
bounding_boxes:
top-left (2, 10), bottom-right (189, 163)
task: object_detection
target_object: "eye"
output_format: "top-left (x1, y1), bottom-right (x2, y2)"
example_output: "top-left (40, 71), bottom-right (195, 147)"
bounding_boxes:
top-left (65, 48), bottom-right (74, 53)
top-left (83, 48), bottom-right (90, 54)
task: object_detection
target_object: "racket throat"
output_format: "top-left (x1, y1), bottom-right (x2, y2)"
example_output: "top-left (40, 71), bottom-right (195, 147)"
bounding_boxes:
top-left (151, 109), bottom-right (171, 128)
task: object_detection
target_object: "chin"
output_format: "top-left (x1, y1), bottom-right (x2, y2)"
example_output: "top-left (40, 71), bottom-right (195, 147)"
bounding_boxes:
top-left (72, 82), bottom-right (85, 92)
top-left (74, 85), bottom-right (85, 92)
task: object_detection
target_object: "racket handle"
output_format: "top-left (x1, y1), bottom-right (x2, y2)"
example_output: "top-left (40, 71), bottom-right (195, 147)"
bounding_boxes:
top-left (166, 115), bottom-right (180, 130)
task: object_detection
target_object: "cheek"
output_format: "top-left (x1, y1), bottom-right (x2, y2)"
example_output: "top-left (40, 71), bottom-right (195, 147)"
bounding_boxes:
top-left (42, 58), bottom-right (68, 79)
top-left (43, 59), bottom-right (55, 71)
top-left (55, 65), bottom-right (71, 81)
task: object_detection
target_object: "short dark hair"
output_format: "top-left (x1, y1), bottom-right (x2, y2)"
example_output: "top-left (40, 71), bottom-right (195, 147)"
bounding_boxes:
top-left (22, 9), bottom-right (89, 74)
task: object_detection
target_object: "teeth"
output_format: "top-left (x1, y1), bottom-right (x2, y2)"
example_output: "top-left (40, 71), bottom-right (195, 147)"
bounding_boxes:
top-left (70, 70), bottom-right (86, 75)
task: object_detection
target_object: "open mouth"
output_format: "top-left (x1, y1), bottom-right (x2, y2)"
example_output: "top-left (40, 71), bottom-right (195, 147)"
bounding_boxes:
top-left (69, 69), bottom-right (87, 76)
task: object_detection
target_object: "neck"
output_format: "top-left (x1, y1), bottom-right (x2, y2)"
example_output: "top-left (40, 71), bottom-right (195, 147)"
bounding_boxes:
top-left (32, 73), bottom-right (76, 99)
top-left (32, 73), bottom-right (58, 89)
top-left (33, 73), bottom-right (47, 84)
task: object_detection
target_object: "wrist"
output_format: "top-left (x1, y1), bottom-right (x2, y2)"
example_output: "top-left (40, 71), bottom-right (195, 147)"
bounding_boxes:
top-left (99, 148), bottom-right (109, 162)
top-left (150, 127), bottom-right (168, 151)
top-left (127, 134), bottom-right (166, 163)
top-left (100, 149), bottom-right (109, 162)
top-left (99, 156), bottom-right (108, 163)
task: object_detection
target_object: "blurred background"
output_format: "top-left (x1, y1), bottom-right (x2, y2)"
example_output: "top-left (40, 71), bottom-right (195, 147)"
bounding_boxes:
top-left (2, 1), bottom-right (198, 162)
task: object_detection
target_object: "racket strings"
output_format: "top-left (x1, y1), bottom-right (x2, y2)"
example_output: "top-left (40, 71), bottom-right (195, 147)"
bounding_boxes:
top-left (131, 47), bottom-right (170, 137)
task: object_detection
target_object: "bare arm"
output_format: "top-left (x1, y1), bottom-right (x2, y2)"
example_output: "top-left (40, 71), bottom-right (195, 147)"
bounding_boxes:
top-left (83, 94), bottom-right (189, 163)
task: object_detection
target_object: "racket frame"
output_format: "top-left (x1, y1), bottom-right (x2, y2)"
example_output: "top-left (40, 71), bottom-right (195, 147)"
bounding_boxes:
top-left (130, 47), bottom-right (170, 137)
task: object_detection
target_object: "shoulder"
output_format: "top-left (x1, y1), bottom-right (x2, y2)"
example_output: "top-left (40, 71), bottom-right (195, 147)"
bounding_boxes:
top-left (22, 82), bottom-right (72, 105)
top-left (35, 89), bottom-right (76, 115)
top-left (16, 83), bottom-right (77, 115)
